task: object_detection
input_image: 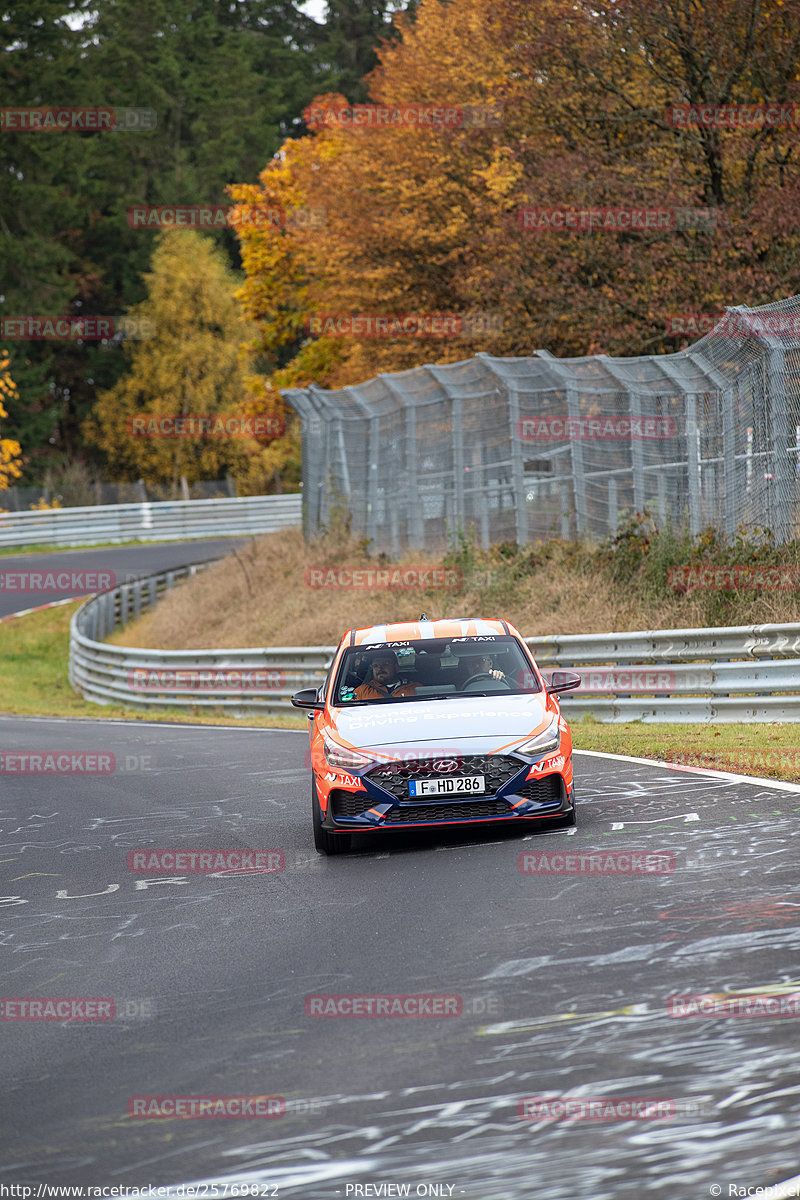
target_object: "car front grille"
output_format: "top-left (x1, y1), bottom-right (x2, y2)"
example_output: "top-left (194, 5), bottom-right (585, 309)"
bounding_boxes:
top-left (329, 788), bottom-right (374, 819)
top-left (366, 755), bottom-right (524, 801)
top-left (384, 798), bottom-right (512, 824)
top-left (515, 774), bottom-right (563, 804)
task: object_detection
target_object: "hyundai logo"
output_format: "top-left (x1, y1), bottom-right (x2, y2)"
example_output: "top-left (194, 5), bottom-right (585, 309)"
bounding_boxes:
top-left (432, 759), bottom-right (459, 773)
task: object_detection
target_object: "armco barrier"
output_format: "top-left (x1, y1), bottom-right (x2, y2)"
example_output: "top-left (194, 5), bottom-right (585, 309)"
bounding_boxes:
top-left (0, 494), bottom-right (301, 549)
top-left (529, 624), bottom-right (800, 720)
top-left (69, 562), bottom-right (334, 715)
top-left (69, 569), bottom-right (800, 720)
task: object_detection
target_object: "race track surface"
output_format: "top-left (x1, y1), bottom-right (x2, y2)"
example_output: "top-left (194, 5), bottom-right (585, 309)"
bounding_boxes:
top-left (0, 539), bottom-right (241, 618)
top-left (1, 719), bottom-right (798, 1197)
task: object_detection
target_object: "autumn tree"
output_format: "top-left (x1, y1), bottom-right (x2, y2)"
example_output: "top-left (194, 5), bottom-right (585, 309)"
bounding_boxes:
top-left (232, 0), bottom-right (519, 391)
top-left (0, 353), bottom-right (23, 492)
top-left (485, 0), bottom-right (800, 352)
top-left (86, 231), bottom-right (263, 495)
top-left (233, 0), bottom-right (800, 387)
top-left (1, 0), bottom-right (326, 483)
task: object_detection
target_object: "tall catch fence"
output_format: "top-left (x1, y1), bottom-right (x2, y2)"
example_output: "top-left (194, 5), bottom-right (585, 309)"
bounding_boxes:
top-left (283, 296), bottom-right (800, 552)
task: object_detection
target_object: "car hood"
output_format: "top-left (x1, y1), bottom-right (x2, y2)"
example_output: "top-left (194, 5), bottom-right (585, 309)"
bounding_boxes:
top-left (330, 693), bottom-right (552, 757)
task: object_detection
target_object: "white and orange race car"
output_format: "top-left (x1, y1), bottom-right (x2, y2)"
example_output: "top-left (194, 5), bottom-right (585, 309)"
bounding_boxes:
top-left (291, 617), bottom-right (580, 855)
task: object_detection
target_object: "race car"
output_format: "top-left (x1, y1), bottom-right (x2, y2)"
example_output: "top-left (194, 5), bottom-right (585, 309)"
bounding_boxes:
top-left (291, 617), bottom-right (580, 855)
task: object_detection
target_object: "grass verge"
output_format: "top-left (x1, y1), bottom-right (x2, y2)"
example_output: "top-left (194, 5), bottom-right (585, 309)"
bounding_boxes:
top-left (1, 603), bottom-right (799, 783)
top-left (0, 601), bottom-right (306, 729)
top-left (0, 534), bottom-right (253, 557)
top-left (571, 716), bottom-right (800, 784)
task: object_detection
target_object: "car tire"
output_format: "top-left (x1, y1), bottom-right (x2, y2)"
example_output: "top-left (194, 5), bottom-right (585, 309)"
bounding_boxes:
top-left (312, 778), bottom-right (352, 855)
top-left (560, 788), bottom-right (577, 827)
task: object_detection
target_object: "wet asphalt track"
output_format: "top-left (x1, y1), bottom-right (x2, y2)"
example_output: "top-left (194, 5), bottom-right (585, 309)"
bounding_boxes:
top-left (0, 539), bottom-right (242, 619)
top-left (1, 716), bottom-right (799, 1198)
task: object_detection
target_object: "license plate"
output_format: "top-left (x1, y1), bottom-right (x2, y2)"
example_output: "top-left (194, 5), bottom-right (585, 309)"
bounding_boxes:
top-left (408, 775), bottom-right (486, 797)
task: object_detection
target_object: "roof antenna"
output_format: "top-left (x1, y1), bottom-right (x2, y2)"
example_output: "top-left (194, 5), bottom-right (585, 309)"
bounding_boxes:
top-left (419, 613), bottom-right (429, 621)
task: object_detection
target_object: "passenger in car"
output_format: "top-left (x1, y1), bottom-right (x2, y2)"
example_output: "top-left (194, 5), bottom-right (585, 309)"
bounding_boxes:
top-left (355, 650), bottom-right (419, 700)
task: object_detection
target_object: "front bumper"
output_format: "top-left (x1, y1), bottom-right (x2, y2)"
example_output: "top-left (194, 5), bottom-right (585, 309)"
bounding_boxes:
top-left (320, 753), bottom-right (574, 831)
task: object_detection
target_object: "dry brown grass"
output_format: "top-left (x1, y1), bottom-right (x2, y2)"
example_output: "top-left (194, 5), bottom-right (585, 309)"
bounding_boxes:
top-left (112, 528), bottom-right (468, 649)
top-left (108, 527), bottom-right (796, 650)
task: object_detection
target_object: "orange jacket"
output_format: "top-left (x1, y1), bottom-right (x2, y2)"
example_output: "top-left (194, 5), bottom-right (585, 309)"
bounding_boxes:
top-left (354, 680), bottom-right (418, 701)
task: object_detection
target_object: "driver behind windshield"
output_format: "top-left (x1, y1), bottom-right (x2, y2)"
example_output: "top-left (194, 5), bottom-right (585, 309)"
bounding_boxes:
top-left (355, 649), bottom-right (419, 701)
top-left (457, 650), bottom-right (510, 689)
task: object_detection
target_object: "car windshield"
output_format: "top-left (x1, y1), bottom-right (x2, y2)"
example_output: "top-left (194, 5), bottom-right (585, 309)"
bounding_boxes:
top-left (333, 635), bottom-right (542, 704)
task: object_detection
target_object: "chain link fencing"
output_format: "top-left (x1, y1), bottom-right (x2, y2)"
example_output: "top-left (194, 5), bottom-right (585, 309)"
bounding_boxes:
top-left (283, 296), bottom-right (800, 551)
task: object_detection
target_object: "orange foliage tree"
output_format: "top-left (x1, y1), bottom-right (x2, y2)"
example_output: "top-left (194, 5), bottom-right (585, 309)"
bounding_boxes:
top-left (231, 0), bottom-right (800, 411)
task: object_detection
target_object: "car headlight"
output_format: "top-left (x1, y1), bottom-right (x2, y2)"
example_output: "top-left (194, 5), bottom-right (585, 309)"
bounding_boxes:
top-left (516, 716), bottom-right (561, 758)
top-left (323, 735), bottom-right (374, 771)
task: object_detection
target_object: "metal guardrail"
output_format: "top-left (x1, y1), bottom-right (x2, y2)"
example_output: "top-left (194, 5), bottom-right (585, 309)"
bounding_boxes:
top-left (528, 631), bottom-right (800, 722)
top-left (529, 625), bottom-right (800, 664)
top-left (0, 494), bottom-right (302, 549)
top-left (69, 564), bottom-right (800, 721)
top-left (69, 562), bottom-right (332, 715)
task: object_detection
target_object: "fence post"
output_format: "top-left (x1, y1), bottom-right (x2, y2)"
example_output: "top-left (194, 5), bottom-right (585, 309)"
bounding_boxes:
top-left (452, 392), bottom-right (465, 530)
top-left (565, 388), bottom-right (587, 535)
top-left (367, 414), bottom-right (380, 547)
top-left (657, 471), bottom-right (667, 527)
top-left (723, 384), bottom-right (737, 538)
top-left (608, 478), bottom-right (618, 534)
top-left (686, 394), bottom-right (701, 535)
top-left (507, 385), bottom-right (528, 545)
top-left (766, 341), bottom-right (792, 542)
top-left (383, 376), bottom-right (424, 548)
top-left (475, 354), bottom-right (529, 545)
top-left (533, 350), bottom-right (586, 536)
top-left (560, 483), bottom-right (571, 539)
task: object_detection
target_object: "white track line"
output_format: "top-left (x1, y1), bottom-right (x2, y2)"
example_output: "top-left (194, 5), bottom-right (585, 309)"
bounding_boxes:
top-left (0, 594), bottom-right (90, 623)
top-left (574, 747), bottom-right (800, 794)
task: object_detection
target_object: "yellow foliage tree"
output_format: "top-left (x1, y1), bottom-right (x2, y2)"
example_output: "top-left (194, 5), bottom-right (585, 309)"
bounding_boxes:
top-left (0, 351), bottom-right (23, 492)
top-left (86, 231), bottom-right (271, 494)
top-left (228, 134), bottom-right (346, 490)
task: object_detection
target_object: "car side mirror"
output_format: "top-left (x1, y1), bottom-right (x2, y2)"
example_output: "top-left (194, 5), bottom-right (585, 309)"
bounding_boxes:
top-left (291, 688), bottom-right (325, 710)
top-left (545, 670), bottom-right (581, 694)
